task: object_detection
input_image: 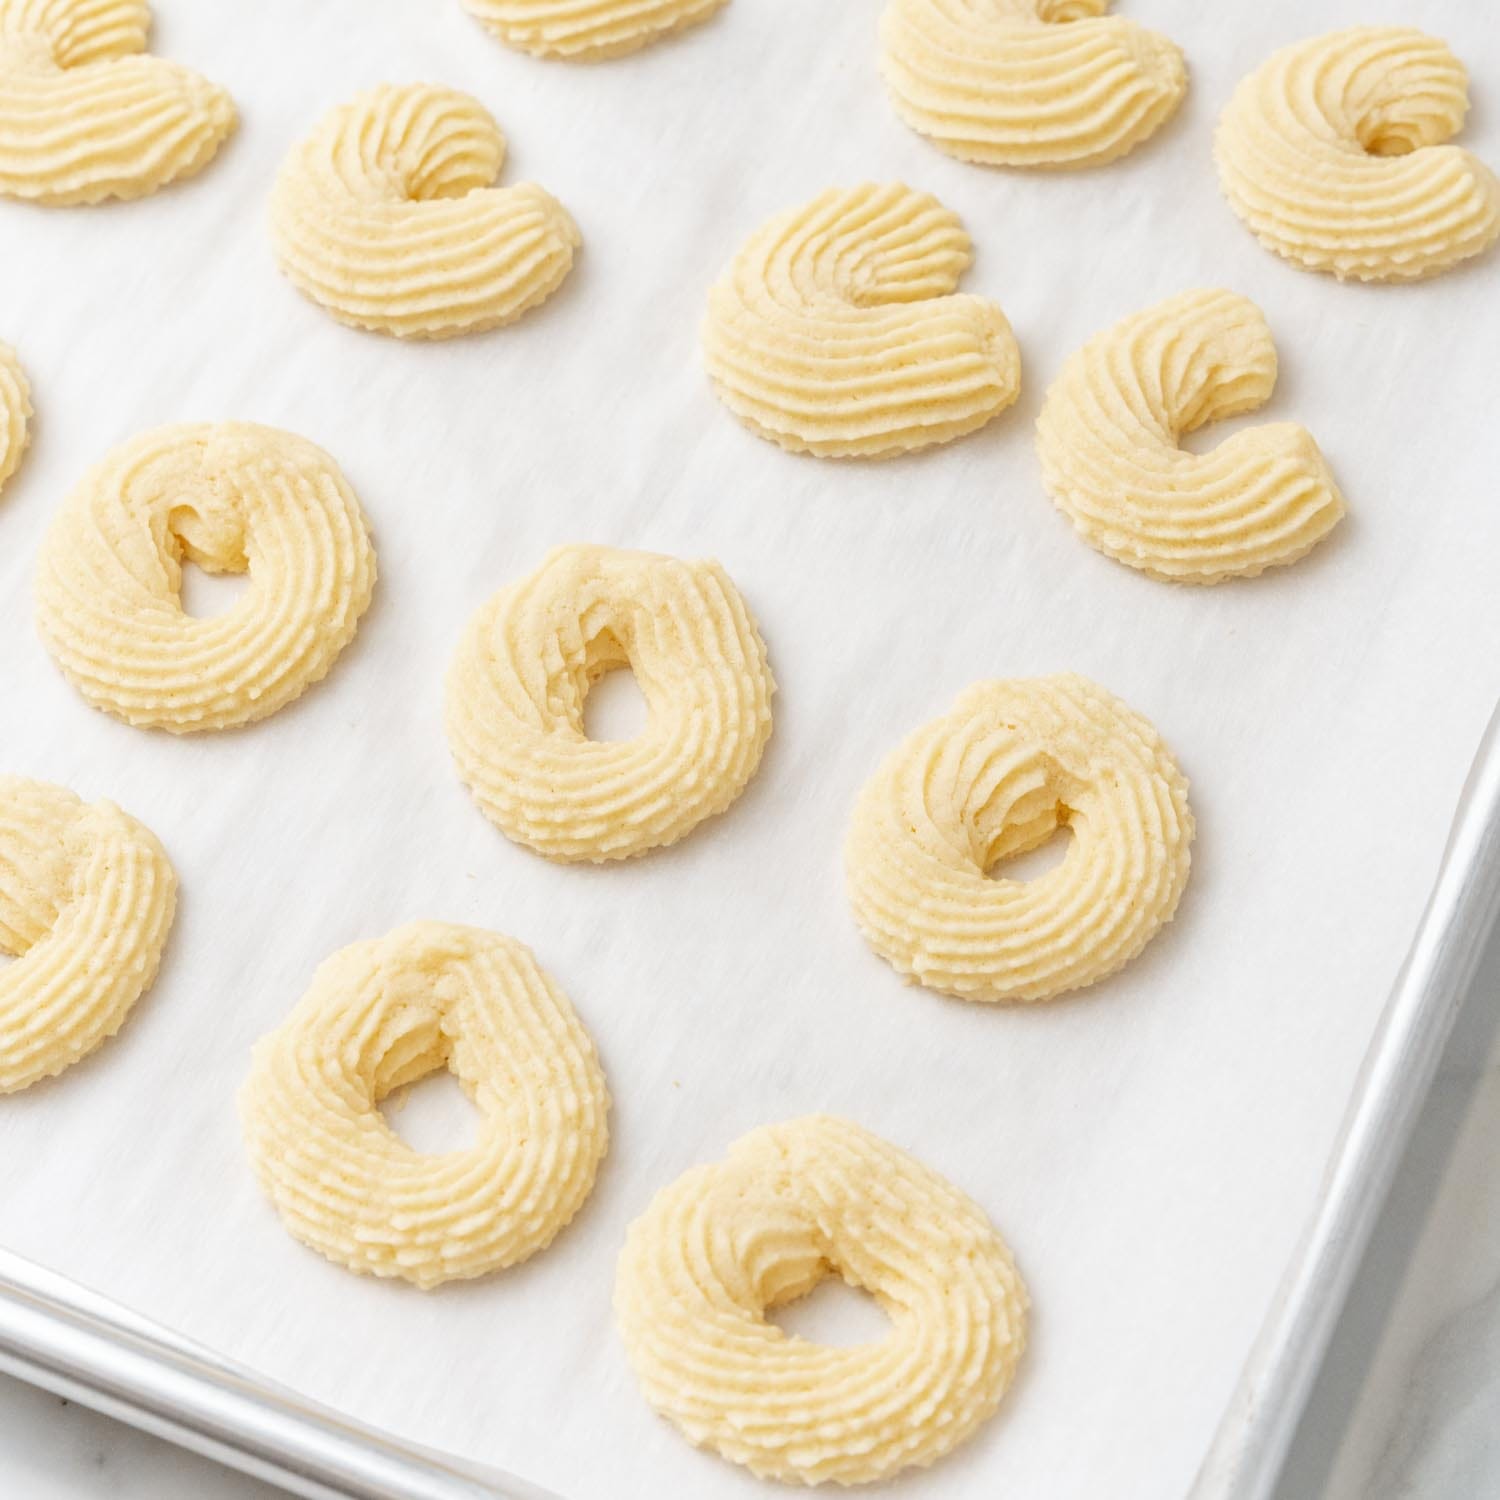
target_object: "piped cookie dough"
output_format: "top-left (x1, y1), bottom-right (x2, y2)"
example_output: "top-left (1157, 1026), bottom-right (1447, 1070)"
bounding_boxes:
top-left (1, 777), bottom-right (176, 1093)
top-left (0, 0), bottom-right (234, 204)
top-left (615, 1114), bottom-right (1028, 1486)
top-left (35, 422), bottom-right (375, 733)
top-left (702, 182), bottom-right (1021, 458)
top-left (240, 921), bottom-right (609, 1288)
top-left (445, 544), bottom-right (774, 862)
top-left (846, 674), bottom-right (1192, 1002)
top-left (270, 83), bottom-right (579, 338)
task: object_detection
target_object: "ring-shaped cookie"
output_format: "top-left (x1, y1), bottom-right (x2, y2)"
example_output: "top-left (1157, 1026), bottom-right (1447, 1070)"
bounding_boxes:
top-left (0, 0), bottom-right (235, 205)
top-left (1215, 27), bottom-right (1500, 282)
top-left (879, 0), bottom-right (1187, 169)
top-left (1035, 288), bottom-right (1345, 583)
top-left (460, 0), bottom-right (727, 61)
top-left (239, 921), bottom-right (610, 1288)
top-left (846, 674), bottom-right (1192, 1002)
top-left (445, 544), bottom-right (774, 862)
top-left (615, 1114), bottom-right (1028, 1486)
top-left (270, 83), bottom-right (579, 339)
top-left (1, 777), bottom-right (176, 1093)
top-left (35, 422), bottom-right (376, 733)
top-left (702, 182), bottom-right (1021, 458)
top-left (0, 340), bottom-right (30, 496)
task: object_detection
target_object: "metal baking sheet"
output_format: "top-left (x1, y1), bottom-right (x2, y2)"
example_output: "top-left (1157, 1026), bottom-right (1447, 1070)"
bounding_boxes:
top-left (3, 2), bottom-right (1499, 1498)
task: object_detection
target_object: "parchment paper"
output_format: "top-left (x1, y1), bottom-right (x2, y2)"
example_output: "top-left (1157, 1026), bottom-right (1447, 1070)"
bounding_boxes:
top-left (3, 2), bottom-right (1498, 1497)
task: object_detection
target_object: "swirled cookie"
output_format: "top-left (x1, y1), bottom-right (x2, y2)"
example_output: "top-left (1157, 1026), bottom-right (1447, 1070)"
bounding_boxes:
top-left (460, 0), bottom-right (727, 60)
top-left (240, 921), bottom-right (609, 1288)
top-left (446, 544), bottom-right (774, 862)
top-left (702, 182), bottom-right (1021, 458)
top-left (1215, 27), bottom-right (1500, 281)
top-left (1, 778), bottom-right (176, 1093)
top-left (0, 340), bottom-right (30, 496)
top-left (879, 0), bottom-right (1186, 168)
top-left (0, 0), bottom-right (234, 205)
top-left (1035, 289), bottom-right (1345, 583)
top-left (615, 1115), bottom-right (1028, 1485)
top-left (846, 674), bottom-right (1192, 1003)
top-left (35, 422), bottom-right (376, 733)
top-left (270, 84), bottom-right (580, 339)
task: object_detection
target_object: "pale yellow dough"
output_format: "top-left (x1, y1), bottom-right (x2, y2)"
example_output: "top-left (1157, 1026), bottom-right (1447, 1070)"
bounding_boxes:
top-left (0, 0), bottom-right (234, 205)
top-left (1, 778), bottom-right (176, 1093)
top-left (702, 182), bottom-right (1021, 458)
top-left (240, 922), bottom-right (609, 1288)
top-left (846, 675), bottom-right (1192, 1003)
top-left (35, 422), bottom-right (376, 733)
top-left (0, 340), bottom-right (30, 496)
top-left (270, 84), bottom-right (579, 340)
top-left (880, 0), bottom-right (1186, 169)
top-left (1215, 27), bottom-right (1500, 282)
top-left (615, 1115), bottom-right (1028, 1486)
top-left (461, 0), bottom-right (726, 60)
top-left (1035, 289), bottom-right (1346, 583)
top-left (445, 544), bottom-right (774, 863)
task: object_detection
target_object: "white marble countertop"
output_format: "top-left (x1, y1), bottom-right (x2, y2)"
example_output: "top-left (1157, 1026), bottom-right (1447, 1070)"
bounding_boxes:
top-left (5, 923), bottom-right (1498, 1500)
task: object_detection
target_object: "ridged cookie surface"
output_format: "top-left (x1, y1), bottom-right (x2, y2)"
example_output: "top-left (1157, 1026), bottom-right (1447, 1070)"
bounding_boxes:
top-left (847, 675), bottom-right (1192, 1003)
top-left (270, 83), bottom-right (580, 339)
top-left (615, 1115), bottom-right (1028, 1486)
top-left (0, 340), bottom-right (30, 495)
top-left (1035, 289), bottom-right (1345, 583)
top-left (1215, 27), bottom-right (1500, 281)
top-left (240, 922), bottom-right (609, 1288)
top-left (446, 543), bottom-right (774, 862)
top-left (35, 422), bottom-right (376, 733)
top-left (0, 0), bottom-right (234, 205)
top-left (461, 0), bottom-right (726, 60)
top-left (880, 0), bottom-right (1186, 168)
top-left (1, 777), bottom-right (176, 1093)
top-left (702, 182), bottom-right (1021, 458)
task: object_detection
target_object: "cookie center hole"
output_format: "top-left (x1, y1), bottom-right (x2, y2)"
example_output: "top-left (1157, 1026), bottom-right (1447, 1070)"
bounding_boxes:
top-left (379, 1070), bottom-right (477, 1154)
top-left (583, 665), bottom-right (648, 742)
top-left (177, 561), bottom-right (249, 619)
top-left (769, 1276), bottom-right (888, 1347)
top-left (987, 822), bottom-right (1073, 881)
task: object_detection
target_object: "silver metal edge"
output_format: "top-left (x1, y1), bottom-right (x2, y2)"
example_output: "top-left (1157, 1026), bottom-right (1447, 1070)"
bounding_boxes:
top-left (1189, 701), bottom-right (1500, 1500)
top-left (0, 1247), bottom-right (557, 1500)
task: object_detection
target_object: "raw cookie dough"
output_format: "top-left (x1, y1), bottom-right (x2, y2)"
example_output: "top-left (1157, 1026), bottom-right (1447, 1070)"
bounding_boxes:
top-left (846, 674), bottom-right (1193, 1002)
top-left (0, 0), bottom-right (234, 204)
top-left (270, 83), bottom-right (579, 339)
top-left (461, 0), bottom-right (727, 61)
top-left (1215, 27), bottom-right (1500, 281)
top-left (445, 543), bottom-right (774, 862)
top-left (615, 1114), bottom-right (1028, 1486)
top-left (1035, 288), bottom-right (1346, 583)
top-left (880, 0), bottom-right (1186, 168)
top-left (1, 777), bottom-right (176, 1093)
top-left (240, 921), bottom-right (610, 1288)
top-left (35, 422), bottom-right (376, 733)
top-left (0, 340), bottom-right (29, 495)
top-left (702, 182), bottom-right (1021, 458)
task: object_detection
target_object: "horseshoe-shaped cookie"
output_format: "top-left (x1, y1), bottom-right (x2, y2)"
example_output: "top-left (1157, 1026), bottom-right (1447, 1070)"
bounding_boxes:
top-left (460, 0), bottom-right (727, 61)
top-left (0, 0), bottom-right (234, 204)
top-left (880, 0), bottom-right (1186, 169)
top-left (1216, 27), bottom-right (1500, 281)
top-left (270, 83), bottom-right (580, 339)
top-left (1035, 289), bottom-right (1346, 583)
top-left (702, 182), bottom-right (1021, 458)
